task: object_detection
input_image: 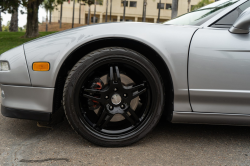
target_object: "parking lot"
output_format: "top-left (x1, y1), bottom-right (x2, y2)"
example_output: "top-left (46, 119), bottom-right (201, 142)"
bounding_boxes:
top-left (1, 99), bottom-right (250, 166)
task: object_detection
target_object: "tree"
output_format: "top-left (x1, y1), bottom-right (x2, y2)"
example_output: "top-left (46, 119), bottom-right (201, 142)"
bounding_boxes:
top-left (109, 0), bottom-right (112, 21)
top-left (191, 0), bottom-right (213, 11)
top-left (187, 0), bottom-right (191, 12)
top-left (0, 0), bottom-right (20, 32)
top-left (142, 0), bottom-right (147, 22)
top-left (9, 8), bottom-right (18, 32)
top-left (0, 9), bottom-right (2, 31)
top-left (80, 0), bottom-right (102, 25)
top-left (171, 0), bottom-right (178, 19)
top-left (157, 0), bottom-right (161, 23)
top-left (122, 0), bottom-right (126, 21)
top-left (105, 0), bottom-right (108, 22)
top-left (24, 0), bottom-right (44, 38)
top-left (43, 0), bottom-right (55, 31)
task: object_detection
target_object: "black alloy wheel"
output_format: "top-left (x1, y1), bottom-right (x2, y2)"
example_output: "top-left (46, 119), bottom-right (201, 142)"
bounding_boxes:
top-left (63, 47), bottom-right (164, 147)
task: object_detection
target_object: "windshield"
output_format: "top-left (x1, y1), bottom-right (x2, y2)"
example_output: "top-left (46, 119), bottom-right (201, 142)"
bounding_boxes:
top-left (164, 0), bottom-right (239, 26)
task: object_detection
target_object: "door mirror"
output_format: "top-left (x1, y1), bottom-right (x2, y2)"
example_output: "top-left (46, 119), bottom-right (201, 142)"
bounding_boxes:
top-left (229, 7), bottom-right (250, 34)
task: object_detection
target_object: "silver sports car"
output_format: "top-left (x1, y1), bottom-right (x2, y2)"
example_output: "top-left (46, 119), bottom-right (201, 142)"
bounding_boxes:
top-left (1, 0), bottom-right (250, 147)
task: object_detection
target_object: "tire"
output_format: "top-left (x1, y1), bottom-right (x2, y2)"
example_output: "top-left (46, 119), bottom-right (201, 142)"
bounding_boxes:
top-left (63, 47), bottom-right (164, 147)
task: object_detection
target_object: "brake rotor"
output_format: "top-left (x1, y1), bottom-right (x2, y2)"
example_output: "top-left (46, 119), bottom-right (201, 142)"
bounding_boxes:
top-left (94, 74), bottom-right (139, 122)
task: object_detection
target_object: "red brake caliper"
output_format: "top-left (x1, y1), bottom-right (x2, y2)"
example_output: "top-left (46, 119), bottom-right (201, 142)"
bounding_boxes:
top-left (88, 78), bottom-right (104, 110)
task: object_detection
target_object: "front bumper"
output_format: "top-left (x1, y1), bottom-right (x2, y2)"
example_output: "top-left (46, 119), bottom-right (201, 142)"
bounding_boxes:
top-left (1, 85), bottom-right (54, 121)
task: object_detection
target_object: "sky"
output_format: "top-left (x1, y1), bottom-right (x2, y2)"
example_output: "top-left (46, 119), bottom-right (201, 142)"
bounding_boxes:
top-left (1, 6), bottom-right (46, 27)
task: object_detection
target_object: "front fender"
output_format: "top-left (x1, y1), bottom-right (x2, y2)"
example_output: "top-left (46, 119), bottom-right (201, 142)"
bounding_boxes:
top-left (23, 23), bottom-right (198, 112)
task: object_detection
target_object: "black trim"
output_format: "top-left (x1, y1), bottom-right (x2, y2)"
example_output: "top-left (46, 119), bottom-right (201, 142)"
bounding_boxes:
top-left (1, 105), bottom-right (51, 121)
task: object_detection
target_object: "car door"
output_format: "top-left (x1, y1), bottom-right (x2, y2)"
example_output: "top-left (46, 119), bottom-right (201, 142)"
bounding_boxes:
top-left (189, 1), bottom-right (250, 114)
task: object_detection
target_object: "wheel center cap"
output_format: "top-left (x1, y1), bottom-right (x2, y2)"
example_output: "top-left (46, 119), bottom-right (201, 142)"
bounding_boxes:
top-left (111, 94), bottom-right (122, 105)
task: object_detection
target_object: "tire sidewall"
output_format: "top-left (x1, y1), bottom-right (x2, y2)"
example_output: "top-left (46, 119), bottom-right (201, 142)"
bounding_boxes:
top-left (63, 47), bottom-right (164, 147)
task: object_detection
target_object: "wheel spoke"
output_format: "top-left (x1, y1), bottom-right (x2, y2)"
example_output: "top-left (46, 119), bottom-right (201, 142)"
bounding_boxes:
top-left (84, 88), bottom-right (101, 94)
top-left (122, 113), bottom-right (135, 125)
top-left (83, 94), bottom-right (101, 102)
top-left (127, 108), bottom-right (139, 122)
top-left (95, 109), bottom-right (107, 127)
top-left (101, 115), bottom-right (114, 129)
top-left (128, 84), bottom-right (145, 92)
top-left (95, 109), bottom-right (114, 129)
top-left (132, 88), bottom-right (146, 99)
top-left (109, 66), bottom-right (114, 84)
top-left (115, 66), bottom-right (121, 83)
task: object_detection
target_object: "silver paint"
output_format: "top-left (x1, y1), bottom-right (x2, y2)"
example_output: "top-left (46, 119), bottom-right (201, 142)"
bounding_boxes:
top-left (189, 28), bottom-right (250, 114)
top-left (23, 23), bottom-right (198, 112)
top-left (172, 111), bottom-right (250, 126)
top-left (0, 85), bottom-right (54, 113)
top-left (0, 0), bottom-right (250, 126)
top-left (0, 45), bottom-right (31, 86)
top-left (229, 7), bottom-right (250, 34)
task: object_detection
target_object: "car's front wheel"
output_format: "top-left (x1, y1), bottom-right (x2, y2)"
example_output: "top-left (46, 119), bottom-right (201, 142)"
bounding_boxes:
top-left (63, 47), bottom-right (164, 147)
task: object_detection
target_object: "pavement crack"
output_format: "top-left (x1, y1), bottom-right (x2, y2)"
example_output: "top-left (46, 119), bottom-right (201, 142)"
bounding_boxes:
top-left (19, 158), bottom-right (70, 163)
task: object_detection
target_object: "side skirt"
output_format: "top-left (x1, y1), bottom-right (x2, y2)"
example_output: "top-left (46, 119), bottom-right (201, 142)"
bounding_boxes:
top-left (1, 105), bottom-right (51, 122)
top-left (172, 111), bottom-right (250, 126)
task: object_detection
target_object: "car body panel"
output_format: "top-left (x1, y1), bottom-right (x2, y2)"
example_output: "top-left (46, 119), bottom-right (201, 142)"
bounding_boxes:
top-left (0, 45), bottom-right (31, 86)
top-left (1, 85), bottom-right (54, 113)
top-left (24, 23), bottom-right (198, 112)
top-left (189, 28), bottom-right (250, 114)
top-left (200, 0), bottom-right (247, 27)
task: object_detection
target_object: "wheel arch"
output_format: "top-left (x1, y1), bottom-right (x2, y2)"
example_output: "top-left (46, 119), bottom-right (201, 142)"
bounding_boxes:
top-left (53, 37), bottom-right (174, 121)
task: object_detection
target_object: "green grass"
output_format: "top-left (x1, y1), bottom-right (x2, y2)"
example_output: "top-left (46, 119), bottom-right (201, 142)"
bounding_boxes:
top-left (0, 32), bottom-right (57, 54)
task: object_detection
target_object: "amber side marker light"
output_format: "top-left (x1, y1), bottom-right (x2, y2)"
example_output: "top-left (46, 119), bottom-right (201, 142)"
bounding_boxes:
top-left (33, 62), bottom-right (50, 71)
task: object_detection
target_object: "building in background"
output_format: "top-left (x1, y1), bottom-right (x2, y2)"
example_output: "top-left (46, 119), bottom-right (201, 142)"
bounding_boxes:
top-left (51, 0), bottom-right (201, 25)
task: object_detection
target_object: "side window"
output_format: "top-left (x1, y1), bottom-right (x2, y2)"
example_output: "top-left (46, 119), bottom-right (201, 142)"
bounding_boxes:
top-left (211, 0), bottom-right (250, 28)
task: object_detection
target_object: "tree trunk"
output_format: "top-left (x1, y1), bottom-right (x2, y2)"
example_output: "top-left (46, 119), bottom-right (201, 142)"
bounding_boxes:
top-left (105, 0), bottom-right (108, 22)
top-left (72, 0), bottom-right (75, 28)
top-left (142, 0), bottom-right (147, 22)
top-left (49, 10), bottom-right (51, 24)
top-left (110, 0), bottom-right (112, 21)
top-left (24, 0), bottom-right (40, 38)
top-left (171, 0), bottom-right (179, 19)
top-left (187, 0), bottom-right (191, 12)
top-left (46, 9), bottom-right (48, 32)
top-left (0, 9), bottom-right (2, 32)
top-left (123, 0), bottom-right (126, 21)
top-left (87, 6), bottom-right (90, 25)
top-left (157, 0), bottom-right (161, 23)
top-left (93, 0), bottom-right (96, 23)
top-left (60, 3), bottom-right (63, 28)
top-left (9, 8), bottom-right (18, 32)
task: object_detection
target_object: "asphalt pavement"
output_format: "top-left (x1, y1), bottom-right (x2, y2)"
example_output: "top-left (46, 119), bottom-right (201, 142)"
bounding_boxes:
top-left (0, 96), bottom-right (250, 165)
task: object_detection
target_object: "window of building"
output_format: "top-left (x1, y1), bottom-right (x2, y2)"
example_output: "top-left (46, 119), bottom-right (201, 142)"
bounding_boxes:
top-left (130, 1), bottom-right (137, 7)
top-left (157, 3), bottom-right (164, 9)
top-left (121, 0), bottom-right (128, 7)
top-left (166, 4), bottom-right (171, 10)
top-left (91, 17), bottom-right (98, 23)
top-left (96, 1), bottom-right (103, 5)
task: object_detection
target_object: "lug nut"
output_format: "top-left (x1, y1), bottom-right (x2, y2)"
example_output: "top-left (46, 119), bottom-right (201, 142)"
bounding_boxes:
top-left (114, 88), bottom-right (117, 91)
top-left (105, 96), bottom-right (109, 99)
top-left (109, 106), bottom-right (113, 110)
top-left (123, 94), bottom-right (127, 97)
top-left (121, 104), bottom-right (124, 108)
